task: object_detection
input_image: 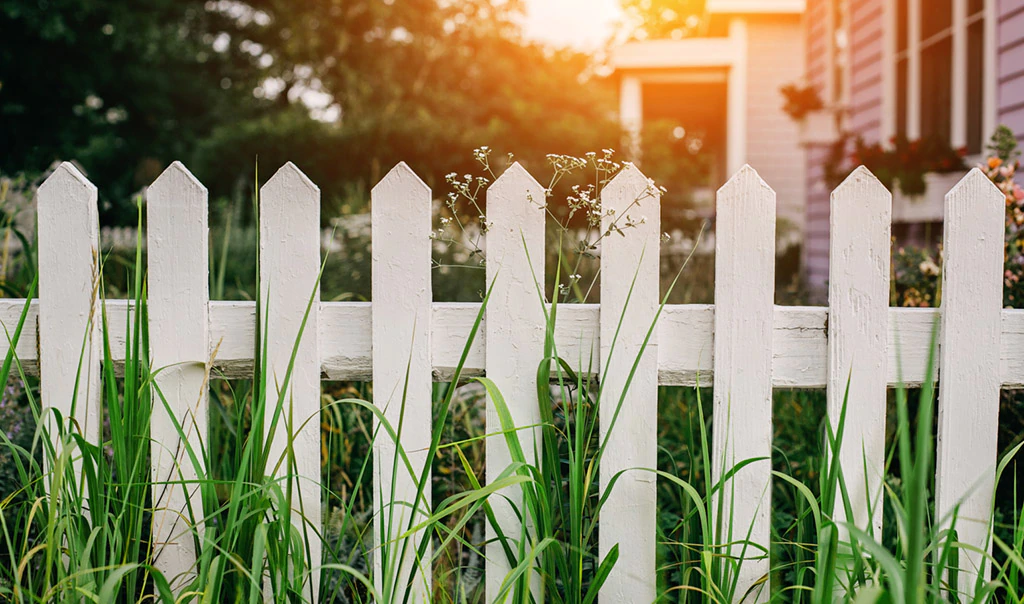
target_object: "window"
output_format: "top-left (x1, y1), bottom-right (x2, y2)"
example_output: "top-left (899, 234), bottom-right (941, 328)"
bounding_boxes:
top-left (895, 0), bottom-right (908, 137)
top-left (966, 12), bottom-right (985, 153)
top-left (892, 0), bottom-right (987, 153)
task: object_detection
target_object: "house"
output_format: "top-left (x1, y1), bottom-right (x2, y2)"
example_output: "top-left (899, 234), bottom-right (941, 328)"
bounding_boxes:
top-left (611, 0), bottom-right (808, 233)
top-left (802, 0), bottom-right (1024, 293)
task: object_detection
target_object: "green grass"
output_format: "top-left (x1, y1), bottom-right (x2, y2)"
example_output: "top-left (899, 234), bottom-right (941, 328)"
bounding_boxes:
top-left (0, 215), bottom-right (1023, 603)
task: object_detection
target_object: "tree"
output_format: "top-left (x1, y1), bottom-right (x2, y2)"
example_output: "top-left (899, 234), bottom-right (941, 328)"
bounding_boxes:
top-left (1, 0), bottom-right (626, 222)
top-left (1, 0), bottom-right (262, 218)
top-left (618, 0), bottom-right (708, 41)
top-left (191, 0), bottom-right (623, 198)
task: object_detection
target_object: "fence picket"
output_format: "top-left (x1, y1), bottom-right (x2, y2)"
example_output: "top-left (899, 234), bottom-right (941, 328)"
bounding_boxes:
top-left (23, 153), bottom-right (1024, 602)
top-left (713, 165), bottom-right (775, 602)
top-left (484, 163), bottom-right (546, 598)
top-left (37, 162), bottom-right (102, 481)
top-left (259, 163), bottom-right (322, 601)
top-left (147, 162), bottom-right (209, 590)
top-left (598, 164), bottom-right (660, 603)
top-left (371, 163), bottom-right (433, 600)
top-left (828, 166), bottom-right (891, 538)
top-left (936, 168), bottom-right (1005, 594)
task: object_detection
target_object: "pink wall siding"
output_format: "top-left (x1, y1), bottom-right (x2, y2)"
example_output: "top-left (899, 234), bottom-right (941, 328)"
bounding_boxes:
top-left (804, 0), bottom-right (835, 296)
top-left (746, 15), bottom-right (807, 231)
top-left (805, 0), bottom-right (1024, 292)
top-left (1000, 0), bottom-right (1024, 137)
top-left (848, 0), bottom-right (886, 142)
top-left (805, 0), bottom-right (885, 293)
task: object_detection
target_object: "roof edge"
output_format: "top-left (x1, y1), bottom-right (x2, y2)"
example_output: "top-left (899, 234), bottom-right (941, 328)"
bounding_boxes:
top-left (707, 0), bottom-right (805, 14)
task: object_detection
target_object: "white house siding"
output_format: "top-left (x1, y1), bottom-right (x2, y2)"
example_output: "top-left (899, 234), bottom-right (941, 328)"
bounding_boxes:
top-left (745, 15), bottom-right (808, 232)
top-left (1000, 0), bottom-right (1024, 137)
top-left (804, 0), bottom-right (833, 295)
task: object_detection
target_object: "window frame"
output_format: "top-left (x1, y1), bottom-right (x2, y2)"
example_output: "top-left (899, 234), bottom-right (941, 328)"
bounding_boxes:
top-left (883, 0), bottom-right (996, 154)
top-left (825, 0), bottom-right (852, 110)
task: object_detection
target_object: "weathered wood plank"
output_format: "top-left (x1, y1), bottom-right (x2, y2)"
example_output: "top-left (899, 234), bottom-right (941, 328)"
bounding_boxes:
top-left (484, 163), bottom-right (546, 599)
top-left (828, 166), bottom-right (891, 538)
top-left (147, 162), bottom-right (209, 590)
top-left (598, 164), bottom-right (661, 603)
top-left (371, 163), bottom-right (432, 600)
top-left (259, 163), bottom-right (322, 601)
top-left (936, 169), bottom-right (1005, 594)
top-left (713, 165), bottom-right (774, 602)
top-left (37, 162), bottom-right (102, 484)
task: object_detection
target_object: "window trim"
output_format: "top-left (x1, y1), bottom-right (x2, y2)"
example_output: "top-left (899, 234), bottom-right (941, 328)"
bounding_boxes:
top-left (824, 0), bottom-right (852, 109)
top-left (882, 0), bottom-right (996, 150)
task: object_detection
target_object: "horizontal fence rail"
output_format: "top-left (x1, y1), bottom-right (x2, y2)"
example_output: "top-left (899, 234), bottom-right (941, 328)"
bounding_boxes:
top-left (16, 160), bottom-right (1009, 602)
top-left (6, 300), bottom-right (1024, 387)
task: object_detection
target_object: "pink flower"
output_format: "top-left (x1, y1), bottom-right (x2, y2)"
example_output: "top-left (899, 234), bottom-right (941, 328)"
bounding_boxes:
top-left (1015, 185), bottom-right (1024, 202)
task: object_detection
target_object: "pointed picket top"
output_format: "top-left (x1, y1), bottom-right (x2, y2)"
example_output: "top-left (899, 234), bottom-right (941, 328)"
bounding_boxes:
top-left (948, 167), bottom-right (1003, 207)
top-left (830, 165), bottom-right (891, 223)
top-left (38, 161), bottom-right (96, 198)
top-left (150, 161), bottom-right (206, 195)
top-left (373, 161), bottom-right (430, 196)
top-left (489, 161), bottom-right (543, 197)
top-left (718, 164), bottom-right (772, 198)
top-left (262, 161), bottom-right (319, 200)
top-left (603, 162), bottom-right (655, 207)
top-left (833, 165), bottom-right (889, 196)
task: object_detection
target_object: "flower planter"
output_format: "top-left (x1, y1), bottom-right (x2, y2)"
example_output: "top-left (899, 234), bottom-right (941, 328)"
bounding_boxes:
top-left (798, 110), bottom-right (840, 146)
top-left (891, 171), bottom-right (967, 224)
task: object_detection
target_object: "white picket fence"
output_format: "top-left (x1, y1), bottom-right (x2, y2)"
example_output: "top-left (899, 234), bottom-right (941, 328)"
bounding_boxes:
top-left (7, 159), bottom-right (1012, 602)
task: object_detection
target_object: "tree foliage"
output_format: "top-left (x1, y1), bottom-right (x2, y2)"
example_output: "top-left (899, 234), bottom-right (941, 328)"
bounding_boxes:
top-left (618, 0), bottom-right (708, 41)
top-left (2, 0), bottom-right (626, 222)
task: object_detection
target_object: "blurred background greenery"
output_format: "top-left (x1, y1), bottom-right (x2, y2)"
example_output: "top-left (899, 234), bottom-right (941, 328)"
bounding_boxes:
top-left (2, 0), bottom-right (712, 224)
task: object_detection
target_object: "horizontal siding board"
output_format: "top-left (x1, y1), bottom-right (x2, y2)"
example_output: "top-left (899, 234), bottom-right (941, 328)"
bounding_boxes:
top-left (1001, 105), bottom-right (1024, 135)
top-left (1000, 41), bottom-right (1024, 77)
top-left (1000, 75), bottom-right (1024, 110)
top-left (1000, 0), bottom-right (1024, 133)
top-left (806, 0), bottom-right (830, 87)
top-left (852, 59), bottom-right (884, 89)
top-left (1000, 0), bottom-right (1024, 18)
top-left (850, 0), bottom-right (883, 21)
top-left (999, 9), bottom-right (1024, 43)
top-left (846, 0), bottom-right (883, 146)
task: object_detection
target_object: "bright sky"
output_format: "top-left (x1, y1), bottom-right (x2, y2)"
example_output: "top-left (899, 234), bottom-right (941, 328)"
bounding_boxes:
top-left (521, 0), bottom-right (623, 49)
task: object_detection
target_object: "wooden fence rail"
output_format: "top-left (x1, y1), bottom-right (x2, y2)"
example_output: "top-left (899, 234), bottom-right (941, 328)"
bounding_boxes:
top-left (15, 160), bottom-right (1008, 602)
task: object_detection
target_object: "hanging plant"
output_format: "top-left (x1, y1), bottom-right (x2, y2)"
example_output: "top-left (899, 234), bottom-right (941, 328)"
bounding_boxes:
top-left (824, 134), bottom-right (967, 197)
top-left (780, 82), bottom-right (825, 121)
